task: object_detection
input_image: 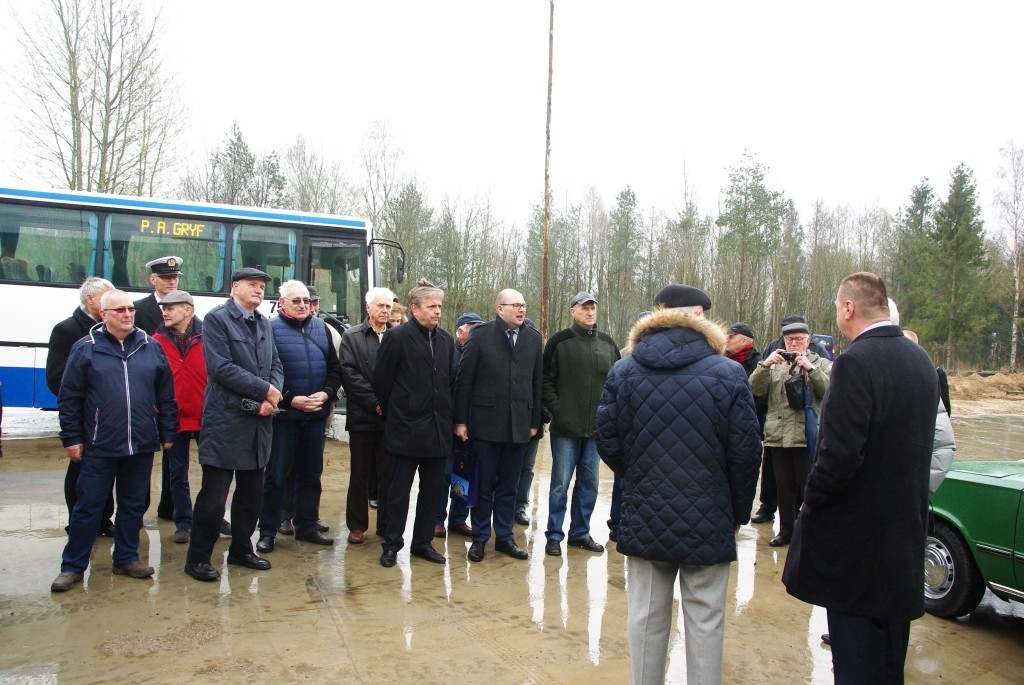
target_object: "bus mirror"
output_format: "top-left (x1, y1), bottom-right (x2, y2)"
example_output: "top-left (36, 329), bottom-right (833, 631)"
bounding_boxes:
top-left (396, 254), bottom-right (405, 284)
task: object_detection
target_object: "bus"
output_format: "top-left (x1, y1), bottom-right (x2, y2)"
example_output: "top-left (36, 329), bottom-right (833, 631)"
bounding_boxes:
top-left (0, 187), bottom-right (403, 409)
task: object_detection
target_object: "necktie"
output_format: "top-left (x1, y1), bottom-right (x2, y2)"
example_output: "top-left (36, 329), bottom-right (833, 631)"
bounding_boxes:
top-left (507, 328), bottom-right (516, 350)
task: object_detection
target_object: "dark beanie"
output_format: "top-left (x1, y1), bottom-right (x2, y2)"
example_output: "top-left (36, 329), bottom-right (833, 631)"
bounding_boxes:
top-left (654, 284), bottom-right (711, 311)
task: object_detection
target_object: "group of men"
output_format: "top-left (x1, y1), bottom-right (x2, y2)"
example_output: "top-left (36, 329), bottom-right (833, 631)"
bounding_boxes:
top-left (47, 259), bottom-right (940, 685)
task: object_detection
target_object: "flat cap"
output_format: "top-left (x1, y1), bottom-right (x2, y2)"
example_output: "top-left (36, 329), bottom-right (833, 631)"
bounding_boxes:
top-left (307, 285), bottom-right (321, 301)
top-left (457, 312), bottom-right (484, 328)
top-left (146, 256), bottom-right (183, 276)
top-left (780, 314), bottom-right (806, 328)
top-left (570, 291), bottom-right (597, 308)
top-left (781, 321), bottom-right (810, 335)
top-left (727, 322), bottom-right (755, 339)
top-left (654, 284), bottom-right (711, 311)
top-left (231, 267), bottom-right (272, 283)
top-left (159, 290), bottom-right (193, 307)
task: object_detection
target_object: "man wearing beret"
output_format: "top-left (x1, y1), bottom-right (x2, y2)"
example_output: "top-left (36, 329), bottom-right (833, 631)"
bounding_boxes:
top-left (134, 256), bottom-right (184, 522)
top-left (542, 291), bottom-right (619, 557)
top-left (595, 283), bottom-right (761, 684)
top-left (184, 267), bottom-right (284, 581)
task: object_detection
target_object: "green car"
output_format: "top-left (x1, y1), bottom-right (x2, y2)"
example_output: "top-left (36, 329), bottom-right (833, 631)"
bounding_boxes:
top-left (925, 461), bottom-right (1024, 618)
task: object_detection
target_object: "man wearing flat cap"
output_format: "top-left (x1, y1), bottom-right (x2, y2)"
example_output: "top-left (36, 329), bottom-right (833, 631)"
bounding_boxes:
top-left (749, 320), bottom-right (831, 548)
top-left (185, 267), bottom-right (284, 581)
top-left (134, 256), bottom-right (183, 522)
top-left (541, 291), bottom-right (619, 557)
top-left (595, 283), bottom-right (761, 684)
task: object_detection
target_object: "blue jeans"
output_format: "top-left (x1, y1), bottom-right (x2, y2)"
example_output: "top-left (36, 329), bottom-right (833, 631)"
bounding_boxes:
top-left (61, 452), bottom-right (154, 573)
top-left (545, 435), bottom-right (599, 542)
top-left (470, 439), bottom-right (526, 543)
top-left (515, 435), bottom-right (541, 515)
top-left (436, 450), bottom-right (469, 527)
top-left (164, 430), bottom-right (197, 529)
top-left (259, 418), bottom-right (326, 538)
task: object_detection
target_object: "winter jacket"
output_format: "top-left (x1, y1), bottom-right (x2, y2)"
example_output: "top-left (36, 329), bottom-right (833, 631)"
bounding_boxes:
top-left (339, 321), bottom-right (389, 432)
top-left (543, 321), bottom-right (619, 438)
top-left (198, 299), bottom-right (283, 470)
top-left (931, 400), bottom-right (956, 492)
top-left (153, 317), bottom-right (206, 432)
top-left (594, 309), bottom-right (762, 566)
top-left (272, 313), bottom-right (342, 422)
top-left (372, 317), bottom-right (457, 458)
top-left (46, 306), bottom-right (99, 396)
top-left (749, 353), bottom-right (831, 448)
top-left (58, 323), bottom-right (178, 457)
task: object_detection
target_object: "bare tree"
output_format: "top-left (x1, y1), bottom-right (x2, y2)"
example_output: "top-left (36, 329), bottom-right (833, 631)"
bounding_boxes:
top-left (996, 140), bottom-right (1024, 371)
top-left (281, 137), bottom-right (354, 214)
top-left (11, 0), bottom-right (183, 195)
top-left (360, 121), bottom-right (402, 232)
top-left (541, 0), bottom-right (555, 340)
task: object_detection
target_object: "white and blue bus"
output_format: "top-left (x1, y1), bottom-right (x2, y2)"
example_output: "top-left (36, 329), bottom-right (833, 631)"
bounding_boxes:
top-left (0, 187), bottom-right (402, 409)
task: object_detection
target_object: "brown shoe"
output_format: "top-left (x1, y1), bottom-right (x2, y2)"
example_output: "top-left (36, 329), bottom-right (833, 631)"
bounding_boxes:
top-left (347, 529), bottom-right (365, 544)
top-left (278, 519), bottom-right (295, 536)
top-left (449, 523), bottom-right (473, 537)
top-left (50, 571), bottom-right (83, 592)
top-left (112, 561), bottom-right (155, 578)
top-left (434, 525), bottom-right (446, 538)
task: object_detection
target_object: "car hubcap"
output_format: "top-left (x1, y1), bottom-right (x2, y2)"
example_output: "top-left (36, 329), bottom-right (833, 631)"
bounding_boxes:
top-left (924, 535), bottom-right (954, 599)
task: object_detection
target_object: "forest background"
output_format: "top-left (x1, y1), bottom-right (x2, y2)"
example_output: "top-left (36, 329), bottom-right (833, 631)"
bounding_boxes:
top-left (3, 0), bottom-right (1024, 372)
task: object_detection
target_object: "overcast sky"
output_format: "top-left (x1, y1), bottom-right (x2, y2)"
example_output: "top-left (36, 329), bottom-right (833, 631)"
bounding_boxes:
top-left (1, 1), bottom-right (1022, 233)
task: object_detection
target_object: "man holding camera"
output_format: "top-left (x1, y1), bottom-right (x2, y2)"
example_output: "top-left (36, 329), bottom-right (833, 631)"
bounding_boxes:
top-left (749, 321), bottom-right (831, 547)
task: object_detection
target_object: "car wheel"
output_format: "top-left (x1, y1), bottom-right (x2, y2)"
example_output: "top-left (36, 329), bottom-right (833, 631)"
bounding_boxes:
top-left (924, 519), bottom-right (986, 618)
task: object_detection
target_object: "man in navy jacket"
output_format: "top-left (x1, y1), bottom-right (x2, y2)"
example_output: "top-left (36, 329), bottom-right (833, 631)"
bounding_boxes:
top-left (51, 290), bottom-right (177, 592)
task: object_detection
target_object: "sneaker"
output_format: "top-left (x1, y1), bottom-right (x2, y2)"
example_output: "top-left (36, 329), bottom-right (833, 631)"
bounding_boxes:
top-left (172, 527), bottom-right (190, 544)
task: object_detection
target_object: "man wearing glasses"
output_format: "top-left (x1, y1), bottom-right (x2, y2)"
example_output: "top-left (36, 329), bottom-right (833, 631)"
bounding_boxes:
top-left (749, 320), bottom-right (831, 547)
top-left (51, 290), bottom-right (177, 592)
top-left (255, 281), bottom-right (342, 554)
top-left (455, 289), bottom-right (543, 562)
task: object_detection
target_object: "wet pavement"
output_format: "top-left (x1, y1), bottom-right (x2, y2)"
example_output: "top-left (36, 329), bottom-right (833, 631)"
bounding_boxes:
top-left (1, 411), bottom-right (1023, 684)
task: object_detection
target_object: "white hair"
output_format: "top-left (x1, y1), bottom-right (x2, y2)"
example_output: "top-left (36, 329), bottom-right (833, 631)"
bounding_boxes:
top-left (365, 286), bottom-right (396, 305)
top-left (888, 298), bottom-right (900, 325)
top-left (278, 280), bottom-right (309, 299)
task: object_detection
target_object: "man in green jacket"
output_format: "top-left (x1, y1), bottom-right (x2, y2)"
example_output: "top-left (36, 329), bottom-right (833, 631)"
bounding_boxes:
top-left (543, 292), bottom-right (620, 556)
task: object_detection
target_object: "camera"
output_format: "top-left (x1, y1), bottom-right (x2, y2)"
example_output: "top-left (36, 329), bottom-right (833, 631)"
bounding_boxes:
top-left (780, 351), bottom-right (797, 363)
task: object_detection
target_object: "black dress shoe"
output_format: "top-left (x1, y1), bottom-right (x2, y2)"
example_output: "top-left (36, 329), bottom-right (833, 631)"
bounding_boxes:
top-left (184, 560), bottom-right (220, 581)
top-left (219, 519), bottom-right (232, 537)
top-left (316, 519), bottom-right (330, 533)
top-left (295, 531), bottom-right (334, 545)
top-left (495, 539), bottom-right (528, 560)
top-left (568, 535), bottom-right (605, 553)
top-left (99, 521), bottom-right (116, 537)
top-left (468, 541), bottom-right (485, 562)
top-left (227, 552), bottom-right (271, 570)
top-left (545, 539), bottom-right (562, 556)
top-left (514, 511), bottom-right (530, 526)
top-left (256, 536), bottom-right (275, 553)
top-left (821, 633), bottom-right (831, 646)
top-left (380, 549), bottom-right (398, 567)
top-left (769, 534), bottom-right (791, 547)
top-left (410, 545), bottom-right (446, 564)
top-left (750, 510), bottom-right (775, 524)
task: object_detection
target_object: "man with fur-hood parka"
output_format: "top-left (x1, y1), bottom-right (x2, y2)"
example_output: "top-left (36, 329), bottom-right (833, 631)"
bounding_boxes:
top-left (594, 284), bottom-right (761, 685)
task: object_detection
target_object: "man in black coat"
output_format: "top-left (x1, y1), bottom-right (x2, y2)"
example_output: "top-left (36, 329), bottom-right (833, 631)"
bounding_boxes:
top-left (46, 276), bottom-right (115, 536)
top-left (783, 272), bottom-right (938, 684)
top-left (133, 256), bottom-right (183, 522)
top-left (454, 288), bottom-right (543, 563)
top-left (372, 279), bottom-right (456, 568)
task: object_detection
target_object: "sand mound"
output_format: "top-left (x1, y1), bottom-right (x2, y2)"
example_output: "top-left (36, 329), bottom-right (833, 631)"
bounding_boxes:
top-left (949, 373), bottom-right (1024, 401)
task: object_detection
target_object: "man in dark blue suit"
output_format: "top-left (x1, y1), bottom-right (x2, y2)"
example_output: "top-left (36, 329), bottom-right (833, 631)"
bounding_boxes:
top-left (455, 288), bottom-right (543, 562)
top-left (783, 272), bottom-right (938, 684)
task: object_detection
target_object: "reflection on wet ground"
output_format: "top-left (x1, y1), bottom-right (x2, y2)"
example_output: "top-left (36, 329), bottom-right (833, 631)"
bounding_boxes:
top-left (1, 415), bottom-right (1023, 683)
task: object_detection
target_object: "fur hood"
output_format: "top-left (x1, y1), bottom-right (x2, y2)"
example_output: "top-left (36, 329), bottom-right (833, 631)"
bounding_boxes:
top-left (626, 307), bottom-right (728, 356)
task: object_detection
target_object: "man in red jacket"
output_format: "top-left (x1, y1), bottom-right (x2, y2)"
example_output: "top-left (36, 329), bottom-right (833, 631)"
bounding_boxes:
top-left (152, 290), bottom-right (206, 544)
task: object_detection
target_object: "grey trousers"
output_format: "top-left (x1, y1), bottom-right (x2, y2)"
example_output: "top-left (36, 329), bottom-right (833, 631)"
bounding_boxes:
top-left (626, 557), bottom-right (731, 685)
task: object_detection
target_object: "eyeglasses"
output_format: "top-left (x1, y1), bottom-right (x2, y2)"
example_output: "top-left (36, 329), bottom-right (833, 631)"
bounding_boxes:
top-left (104, 306), bottom-right (136, 314)
top-left (287, 297), bottom-right (312, 305)
top-left (499, 303), bottom-right (527, 310)
top-left (784, 336), bottom-right (808, 343)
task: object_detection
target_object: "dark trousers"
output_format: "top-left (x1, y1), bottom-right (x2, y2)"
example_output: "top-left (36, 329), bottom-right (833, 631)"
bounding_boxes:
top-left (827, 609), bottom-right (911, 684)
top-left (64, 458), bottom-right (115, 532)
top-left (260, 419), bottom-right (325, 538)
top-left (470, 439), bottom-right (526, 543)
top-left (515, 434), bottom-right (541, 515)
top-left (188, 465), bottom-right (264, 564)
top-left (773, 446), bottom-right (810, 537)
top-left (156, 451), bottom-right (173, 519)
top-left (346, 430), bottom-right (391, 534)
top-left (383, 453), bottom-right (445, 552)
top-left (61, 452), bottom-right (153, 572)
top-left (757, 446), bottom-right (777, 514)
top-left (163, 430), bottom-right (197, 528)
top-left (607, 472), bottom-right (622, 531)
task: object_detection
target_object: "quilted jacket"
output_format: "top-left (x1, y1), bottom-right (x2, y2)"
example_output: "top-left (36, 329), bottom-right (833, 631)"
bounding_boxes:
top-left (594, 309), bottom-right (762, 565)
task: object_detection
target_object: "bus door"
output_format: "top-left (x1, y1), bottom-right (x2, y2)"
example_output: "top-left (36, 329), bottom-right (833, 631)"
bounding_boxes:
top-left (304, 238), bottom-right (366, 329)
